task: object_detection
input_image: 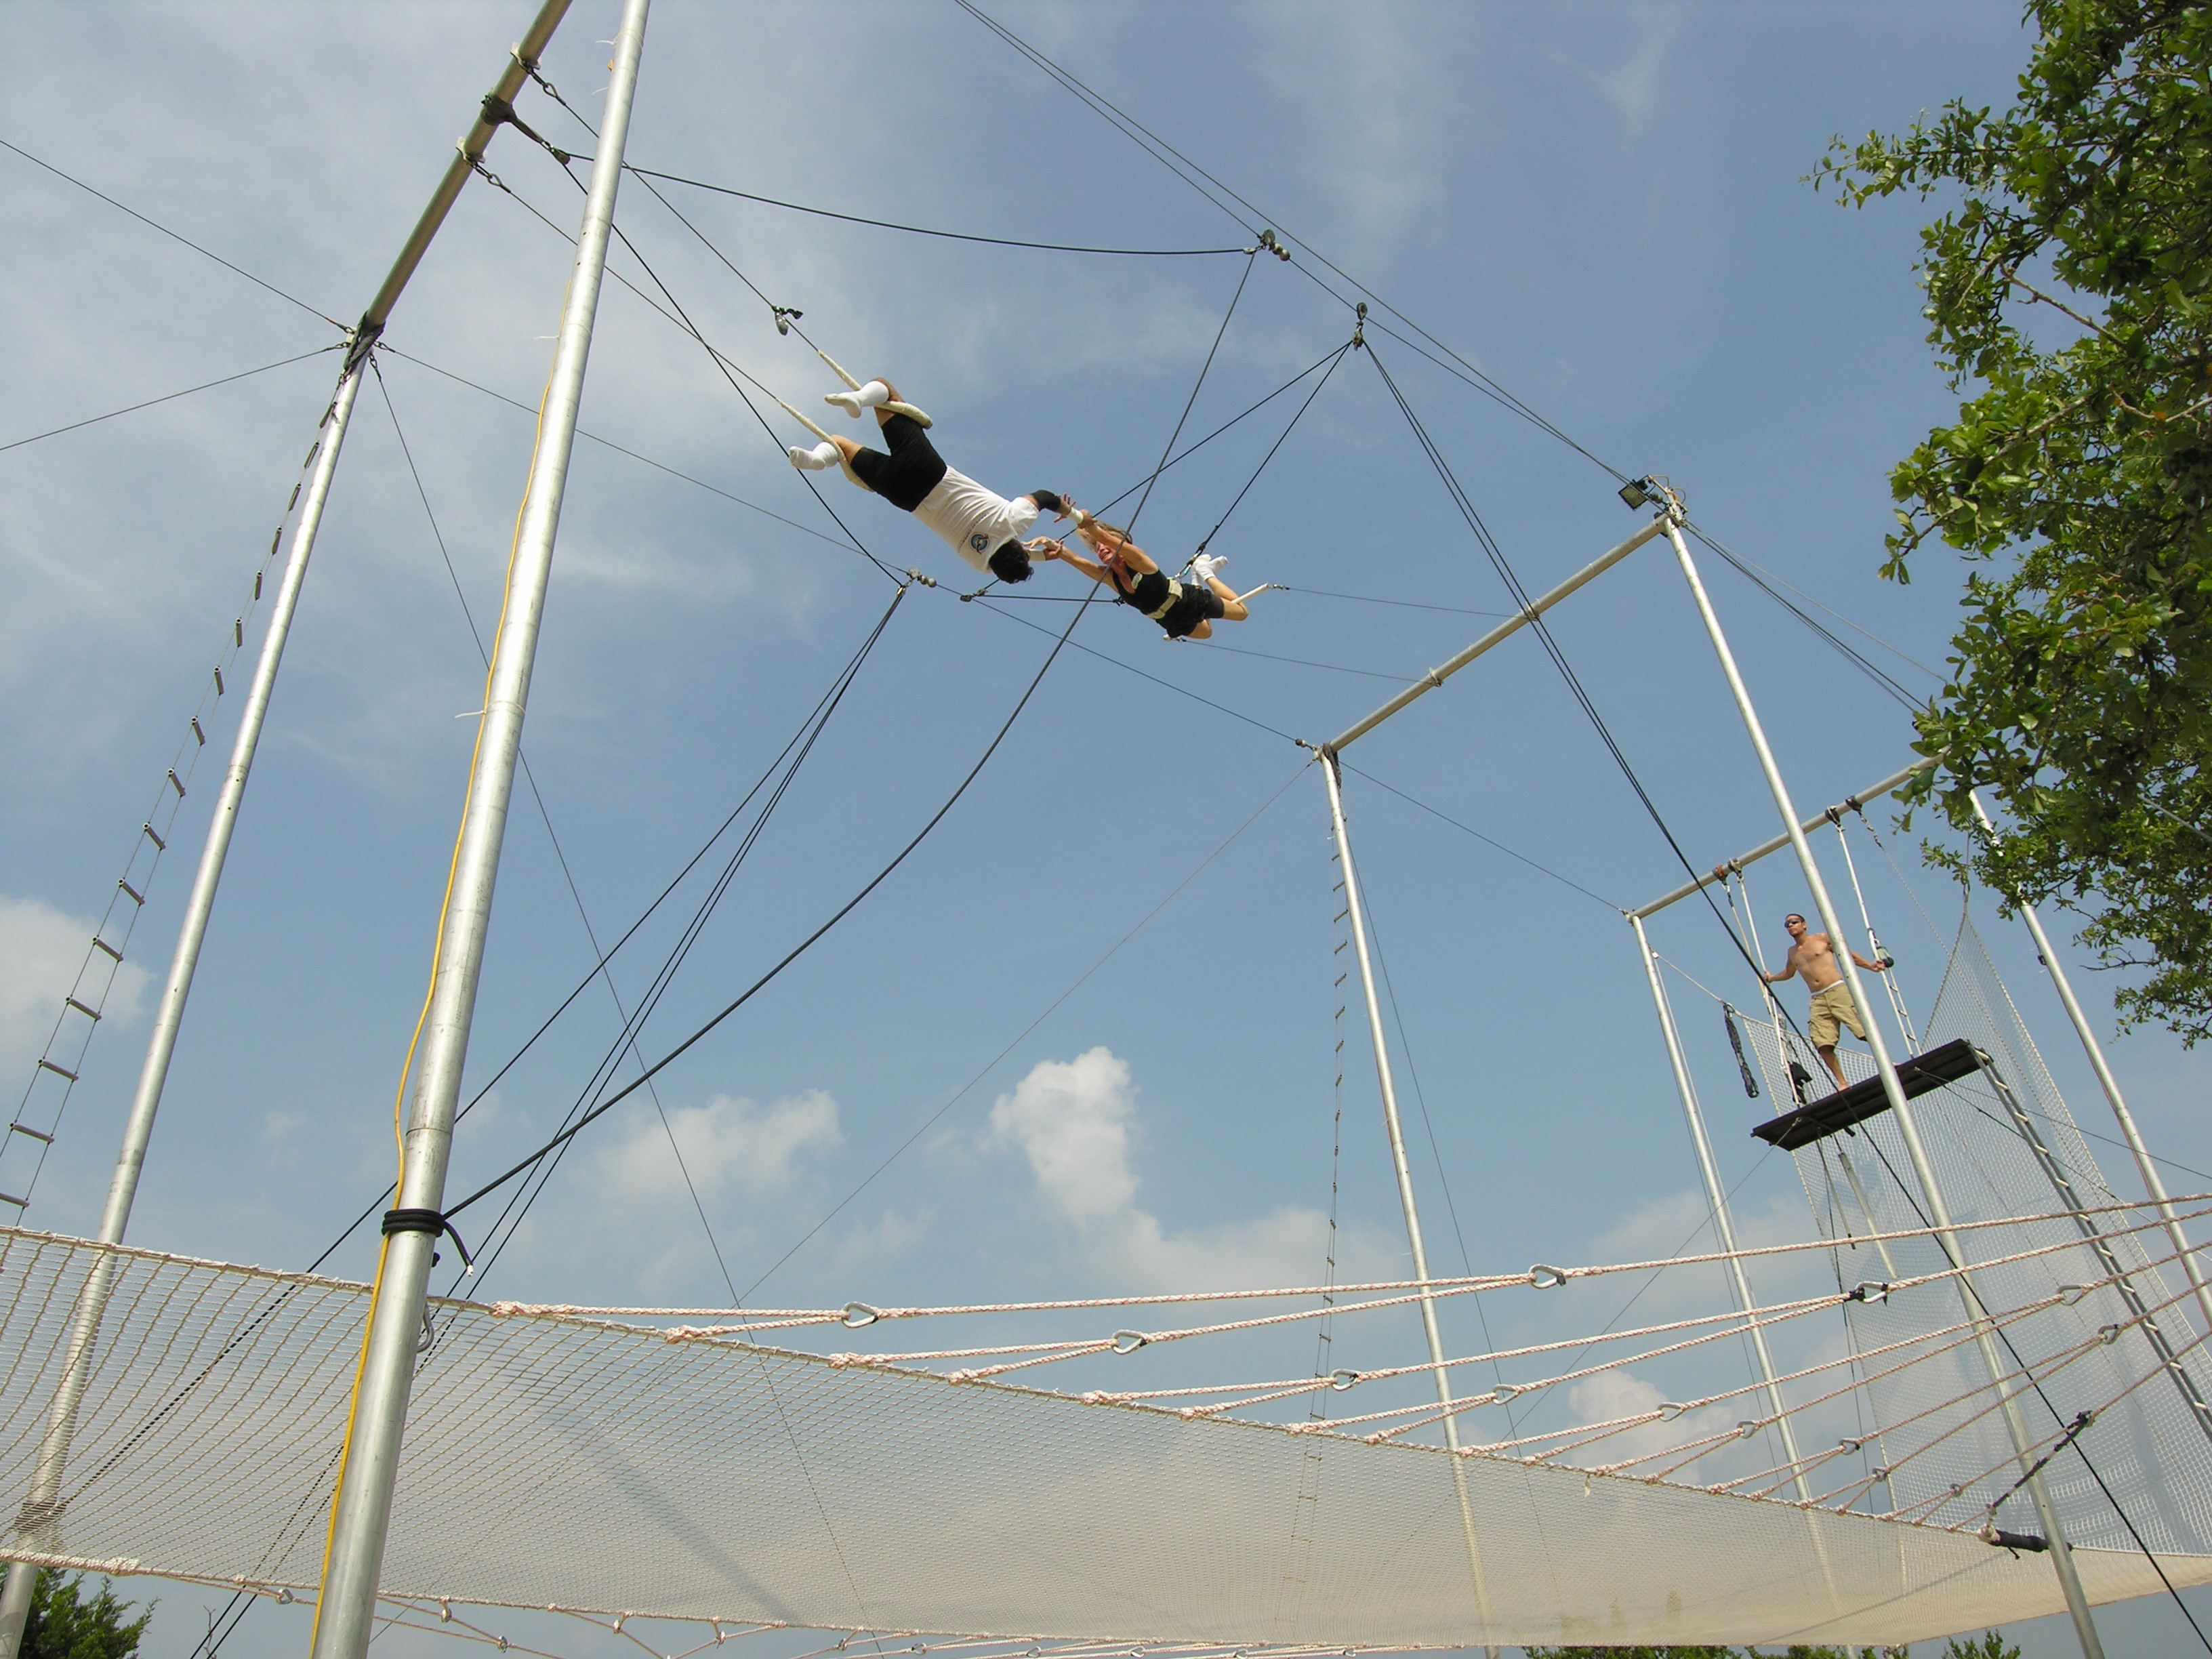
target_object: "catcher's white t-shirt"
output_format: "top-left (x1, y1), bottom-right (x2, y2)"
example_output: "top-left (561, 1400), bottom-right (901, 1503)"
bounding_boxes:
top-left (912, 468), bottom-right (1039, 571)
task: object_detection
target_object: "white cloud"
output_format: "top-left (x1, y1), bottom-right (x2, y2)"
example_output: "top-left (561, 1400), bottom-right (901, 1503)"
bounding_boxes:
top-left (988, 1046), bottom-right (1393, 1292)
top-left (598, 1087), bottom-right (842, 1202)
top-left (1566, 1366), bottom-right (1738, 1481)
top-left (0, 893), bottom-right (149, 1080)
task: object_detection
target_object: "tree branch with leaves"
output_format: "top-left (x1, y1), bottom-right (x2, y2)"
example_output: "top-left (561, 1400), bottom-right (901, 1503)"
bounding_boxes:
top-left (1814, 0), bottom-right (2212, 1042)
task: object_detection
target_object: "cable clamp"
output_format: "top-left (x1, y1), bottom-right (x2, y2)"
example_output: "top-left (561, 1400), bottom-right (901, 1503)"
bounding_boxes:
top-left (1255, 228), bottom-right (1292, 262)
top-left (773, 305), bottom-right (804, 336)
top-left (905, 568), bottom-right (938, 589)
top-left (1351, 300), bottom-right (1367, 350)
top-left (480, 93), bottom-right (570, 163)
top-left (382, 1207), bottom-right (476, 1275)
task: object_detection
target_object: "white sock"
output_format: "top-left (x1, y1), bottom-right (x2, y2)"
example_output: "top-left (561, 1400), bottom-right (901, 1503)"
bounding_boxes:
top-left (789, 441), bottom-right (840, 470)
top-left (826, 380), bottom-right (893, 416)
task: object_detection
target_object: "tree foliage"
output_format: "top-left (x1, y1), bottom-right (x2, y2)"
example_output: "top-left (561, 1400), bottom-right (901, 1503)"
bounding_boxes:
top-left (1815, 0), bottom-right (2212, 1040)
top-left (20, 1573), bottom-right (150, 1659)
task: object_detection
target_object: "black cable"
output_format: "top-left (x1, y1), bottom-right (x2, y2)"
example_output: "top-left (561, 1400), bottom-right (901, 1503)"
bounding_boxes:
top-left (1187, 338), bottom-right (1352, 560)
top-left (1687, 524), bottom-right (1925, 712)
top-left (449, 232), bottom-right (1262, 1224)
top-left (974, 598), bottom-right (1297, 742)
top-left (1850, 1130), bottom-right (2212, 1653)
top-left (0, 346), bottom-right (342, 455)
top-left (378, 344), bottom-right (859, 552)
top-left (455, 587), bottom-right (909, 1294)
top-left (468, 146), bottom-right (902, 583)
top-left (946, 1), bottom-right (1631, 485)
top-left (1360, 340), bottom-right (1811, 1035)
top-left (443, 586), bottom-right (1097, 1224)
top-left (0, 138), bottom-right (344, 328)
top-left (626, 165), bottom-right (1252, 257)
top-left (1124, 249), bottom-right (1257, 540)
top-left (738, 760), bottom-right (1310, 1302)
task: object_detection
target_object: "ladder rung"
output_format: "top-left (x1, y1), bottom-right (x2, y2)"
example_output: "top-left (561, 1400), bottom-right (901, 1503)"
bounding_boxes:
top-left (190, 718), bottom-right (205, 747)
top-left (9, 1124), bottom-right (52, 1145)
top-left (167, 769), bottom-right (186, 798)
top-left (213, 666), bottom-right (224, 696)
top-left (142, 822), bottom-right (165, 852)
top-left (37, 1059), bottom-right (77, 1083)
top-left (254, 568), bottom-right (264, 598)
top-left (64, 998), bottom-right (99, 1021)
top-left (91, 936), bottom-right (122, 962)
top-left (0, 1193), bottom-right (28, 1210)
top-left (233, 619), bottom-right (243, 647)
top-left (117, 879), bottom-right (144, 906)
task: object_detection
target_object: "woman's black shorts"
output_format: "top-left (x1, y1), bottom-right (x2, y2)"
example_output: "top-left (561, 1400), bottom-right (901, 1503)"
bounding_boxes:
top-left (1157, 582), bottom-right (1227, 640)
top-left (846, 412), bottom-right (948, 512)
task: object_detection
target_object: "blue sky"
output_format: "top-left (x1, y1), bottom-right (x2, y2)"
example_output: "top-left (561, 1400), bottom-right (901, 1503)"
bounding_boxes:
top-left (4, 3), bottom-right (2209, 1656)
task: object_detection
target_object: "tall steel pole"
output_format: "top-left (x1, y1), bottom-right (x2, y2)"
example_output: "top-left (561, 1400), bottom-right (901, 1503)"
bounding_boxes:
top-left (0, 9), bottom-right (577, 1652)
top-left (1319, 754), bottom-right (1496, 1650)
top-left (1967, 791), bottom-right (2212, 1347)
top-left (1663, 514), bottom-right (2106, 1659)
top-left (0, 367), bottom-right (361, 1659)
top-left (308, 5), bottom-right (649, 1654)
top-left (1631, 917), bottom-right (1814, 1495)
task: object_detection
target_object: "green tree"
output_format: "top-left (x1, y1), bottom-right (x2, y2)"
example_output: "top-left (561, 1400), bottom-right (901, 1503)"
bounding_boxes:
top-left (1814, 0), bottom-right (2212, 1040)
top-left (20, 1573), bottom-right (150, 1659)
top-left (1940, 1633), bottom-right (2022, 1659)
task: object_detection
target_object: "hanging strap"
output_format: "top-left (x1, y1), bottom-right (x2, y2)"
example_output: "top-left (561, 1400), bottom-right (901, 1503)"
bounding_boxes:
top-left (1721, 1004), bottom-right (1760, 1099)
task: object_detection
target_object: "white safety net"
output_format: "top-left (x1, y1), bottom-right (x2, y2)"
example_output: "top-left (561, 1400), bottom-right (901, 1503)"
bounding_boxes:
top-left (2, 1226), bottom-right (2208, 1652)
top-left (1730, 908), bottom-right (2212, 1563)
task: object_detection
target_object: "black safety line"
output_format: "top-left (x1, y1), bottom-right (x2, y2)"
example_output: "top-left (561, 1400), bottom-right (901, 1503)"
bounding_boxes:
top-left (1849, 1128), bottom-right (2212, 1653)
top-left (468, 144), bottom-right (903, 583)
top-left (628, 165), bottom-right (1253, 257)
top-left (1688, 523), bottom-right (1925, 712)
top-left (444, 586), bottom-right (1099, 1224)
top-left (456, 587), bottom-right (914, 1292)
top-left (1360, 339), bottom-right (1816, 1037)
top-left (946, 1), bottom-right (1631, 485)
top-left (380, 344), bottom-right (859, 553)
top-left (0, 345), bottom-right (343, 455)
top-left (1189, 337), bottom-right (1353, 560)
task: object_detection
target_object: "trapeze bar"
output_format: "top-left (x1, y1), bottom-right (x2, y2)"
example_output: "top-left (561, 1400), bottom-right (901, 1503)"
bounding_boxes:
top-left (1627, 757), bottom-right (1936, 920)
top-left (1320, 513), bottom-right (1670, 754)
top-left (1750, 1036), bottom-right (1981, 1150)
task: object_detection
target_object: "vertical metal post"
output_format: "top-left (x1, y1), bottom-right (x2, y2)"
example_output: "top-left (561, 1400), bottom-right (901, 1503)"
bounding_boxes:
top-left (1663, 515), bottom-right (2106, 1659)
top-left (0, 362), bottom-right (364, 1659)
top-left (1631, 918), bottom-right (1814, 1495)
top-left (1968, 791), bottom-right (2212, 1348)
top-left (1319, 753), bottom-right (1495, 1648)
top-left (307, 5), bottom-right (649, 1656)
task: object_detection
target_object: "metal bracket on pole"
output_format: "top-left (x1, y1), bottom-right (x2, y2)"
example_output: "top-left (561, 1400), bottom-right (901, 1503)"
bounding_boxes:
top-left (1662, 511), bottom-right (2106, 1659)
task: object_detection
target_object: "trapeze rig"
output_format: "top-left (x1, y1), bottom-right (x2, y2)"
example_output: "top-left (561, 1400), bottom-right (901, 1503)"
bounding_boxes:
top-left (1296, 480), bottom-right (2165, 1659)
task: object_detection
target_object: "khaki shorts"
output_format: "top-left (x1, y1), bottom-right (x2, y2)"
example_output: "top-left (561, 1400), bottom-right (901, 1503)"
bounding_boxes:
top-left (1808, 981), bottom-right (1866, 1048)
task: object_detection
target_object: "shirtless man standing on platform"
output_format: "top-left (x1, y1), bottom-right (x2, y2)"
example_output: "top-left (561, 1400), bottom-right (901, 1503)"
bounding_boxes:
top-left (1763, 913), bottom-right (1891, 1092)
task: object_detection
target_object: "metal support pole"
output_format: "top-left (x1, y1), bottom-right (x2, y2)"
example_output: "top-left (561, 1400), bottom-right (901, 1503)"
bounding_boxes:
top-left (1968, 791), bottom-right (2212, 1349)
top-left (1663, 515), bottom-right (2106, 1659)
top-left (308, 6), bottom-right (648, 1656)
top-left (0, 12), bottom-right (579, 1651)
top-left (0, 362), bottom-right (363, 1659)
top-left (1631, 918), bottom-right (1814, 1496)
top-left (1319, 754), bottom-right (1495, 1647)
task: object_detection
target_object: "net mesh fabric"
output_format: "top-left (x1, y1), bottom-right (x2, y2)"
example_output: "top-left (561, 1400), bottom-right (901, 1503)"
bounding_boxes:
top-left (1733, 909), bottom-right (2212, 1559)
top-left (1, 1229), bottom-right (2207, 1650)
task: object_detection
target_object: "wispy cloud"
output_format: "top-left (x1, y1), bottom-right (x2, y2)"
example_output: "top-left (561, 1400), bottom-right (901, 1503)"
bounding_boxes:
top-left (988, 1046), bottom-right (1393, 1292)
top-left (599, 1087), bottom-right (844, 1202)
top-left (0, 893), bottom-right (148, 1080)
